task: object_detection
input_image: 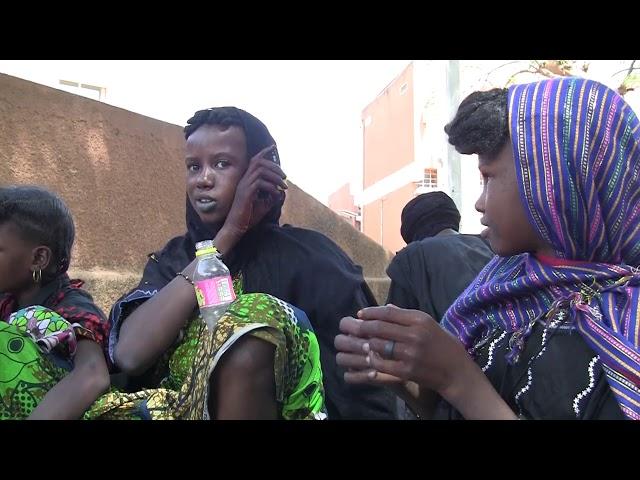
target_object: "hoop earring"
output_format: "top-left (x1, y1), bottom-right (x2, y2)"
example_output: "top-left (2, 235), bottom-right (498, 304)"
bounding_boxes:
top-left (32, 268), bottom-right (42, 284)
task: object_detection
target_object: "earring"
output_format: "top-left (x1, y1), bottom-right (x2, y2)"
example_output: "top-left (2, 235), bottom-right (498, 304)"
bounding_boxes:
top-left (32, 268), bottom-right (42, 284)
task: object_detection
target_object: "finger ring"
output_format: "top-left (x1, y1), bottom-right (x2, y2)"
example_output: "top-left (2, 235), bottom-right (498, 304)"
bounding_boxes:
top-left (383, 340), bottom-right (395, 359)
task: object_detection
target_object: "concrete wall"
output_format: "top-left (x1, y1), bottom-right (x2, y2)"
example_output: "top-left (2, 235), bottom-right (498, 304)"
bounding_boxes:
top-left (0, 73), bottom-right (393, 310)
top-left (283, 182), bottom-right (391, 274)
top-left (0, 74), bottom-right (186, 273)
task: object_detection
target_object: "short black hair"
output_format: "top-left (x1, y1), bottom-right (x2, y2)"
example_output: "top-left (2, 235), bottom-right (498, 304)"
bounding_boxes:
top-left (0, 185), bottom-right (75, 279)
top-left (444, 88), bottom-right (509, 158)
top-left (184, 107), bottom-right (244, 141)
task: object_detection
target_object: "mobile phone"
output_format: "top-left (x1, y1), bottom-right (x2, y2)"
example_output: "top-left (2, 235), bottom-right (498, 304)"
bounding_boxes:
top-left (265, 146), bottom-right (279, 164)
top-left (258, 146), bottom-right (280, 200)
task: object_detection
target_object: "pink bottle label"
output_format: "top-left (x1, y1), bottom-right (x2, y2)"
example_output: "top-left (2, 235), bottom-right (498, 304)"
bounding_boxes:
top-left (194, 276), bottom-right (236, 308)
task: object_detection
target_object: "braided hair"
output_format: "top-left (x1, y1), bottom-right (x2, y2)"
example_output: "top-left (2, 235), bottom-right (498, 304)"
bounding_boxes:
top-left (0, 185), bottom-right (75, 280)
top-left (444, 88), bottom-right (509, 158)
top-left (184, 107), bottom-right (245, 140)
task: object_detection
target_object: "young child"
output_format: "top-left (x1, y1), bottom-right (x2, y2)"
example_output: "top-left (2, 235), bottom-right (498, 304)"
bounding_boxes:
top-left (0, 185), bottom-right (110, 419)
top-left (336, 77), bottom-right (640, 420)
top-left (103, 107), bottom-right (393, 420)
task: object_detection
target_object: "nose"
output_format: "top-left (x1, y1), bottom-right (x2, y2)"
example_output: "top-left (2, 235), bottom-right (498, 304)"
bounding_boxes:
top-left (475, 190), bottom-right (486, 214)
top-left (196, 165), bottom-right (215, 189)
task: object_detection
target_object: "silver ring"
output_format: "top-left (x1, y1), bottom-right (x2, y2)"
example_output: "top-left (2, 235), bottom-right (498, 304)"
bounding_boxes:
top-left (383, 340), bottom-right (395, 359)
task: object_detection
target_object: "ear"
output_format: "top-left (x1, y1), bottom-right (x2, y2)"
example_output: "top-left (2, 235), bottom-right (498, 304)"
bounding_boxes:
top-left (30, 246), bottom-right (52, 273)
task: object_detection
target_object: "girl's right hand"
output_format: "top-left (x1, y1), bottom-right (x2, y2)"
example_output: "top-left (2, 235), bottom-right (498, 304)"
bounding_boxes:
top-left (335, 306), bottom-right (473, 397)
top-left (220, 145), bottom-right (287, 243)
top-left (335, 305), bottom-right (517, 419)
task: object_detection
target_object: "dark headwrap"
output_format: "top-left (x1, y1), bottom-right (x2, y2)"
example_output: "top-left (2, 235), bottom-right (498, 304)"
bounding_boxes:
top-left (400, 191), bottom-right (461, 243)
top-left (150, 107), bottom-right (284, 282)
top-left (108, 107), bottom-right (396, 420)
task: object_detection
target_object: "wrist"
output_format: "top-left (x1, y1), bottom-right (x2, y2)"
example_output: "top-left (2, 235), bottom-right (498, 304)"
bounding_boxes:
top-left (214, 225), bottom-right (244, 254)
top-left (181, 259), bottom-right (198, 278)
top-left (439, 356), bottom-right (517, 420)
top-left (437, 353), bottom-right (479, 408)
top-left (177, 271), bottom-right (195, 286)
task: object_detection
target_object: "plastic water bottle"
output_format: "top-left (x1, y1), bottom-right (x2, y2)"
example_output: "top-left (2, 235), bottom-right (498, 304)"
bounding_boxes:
top-left (192, 240), bottom-right (236, 331)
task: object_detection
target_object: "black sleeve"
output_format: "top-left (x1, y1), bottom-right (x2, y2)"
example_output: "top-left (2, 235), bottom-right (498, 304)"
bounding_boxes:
top-left (242, 227), bottom-right (398, 419)
top-left (296, 239), bottom-right (397, 420)
top-left (385, 255), bottom-right (421, 310)
top-left (386, 247), bottom-right (425, 310)
top-left (386, 282), bottom-right (420, 310)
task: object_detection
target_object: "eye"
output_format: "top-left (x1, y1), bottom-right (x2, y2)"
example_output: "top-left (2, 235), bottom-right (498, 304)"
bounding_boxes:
top-left (187, 163), bottom-right (200, 173)
top-left (215, 160), bottom-right (229, 169)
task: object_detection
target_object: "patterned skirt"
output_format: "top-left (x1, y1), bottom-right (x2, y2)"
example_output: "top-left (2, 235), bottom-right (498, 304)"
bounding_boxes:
top-left (89, 293), bottom-right (327, 420)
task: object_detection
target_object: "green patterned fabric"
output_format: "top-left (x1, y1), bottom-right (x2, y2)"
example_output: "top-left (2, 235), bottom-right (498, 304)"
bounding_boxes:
top-left (93, 277), bottom-right (326, 420)
top-left (0, 306), bottom-right (103, 419)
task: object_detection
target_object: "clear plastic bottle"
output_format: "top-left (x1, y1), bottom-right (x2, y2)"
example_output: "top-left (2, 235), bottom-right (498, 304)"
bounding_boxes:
top-left (192, 240), bottom-right (236, 331)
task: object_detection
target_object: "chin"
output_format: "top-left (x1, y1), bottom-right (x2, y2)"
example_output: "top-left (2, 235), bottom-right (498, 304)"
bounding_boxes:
top-left (198, 209), bottom-right (229, 228)
top-left (493, 244), bottom-right (524, 257)
top-left (486, 236), bottom-right (504, 256)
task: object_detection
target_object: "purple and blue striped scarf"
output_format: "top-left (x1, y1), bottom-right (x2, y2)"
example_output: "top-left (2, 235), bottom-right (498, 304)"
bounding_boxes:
top-left (442, 77), bottom-right (640, 420)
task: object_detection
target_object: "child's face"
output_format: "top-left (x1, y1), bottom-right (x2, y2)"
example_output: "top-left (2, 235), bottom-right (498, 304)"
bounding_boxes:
top-left (0, 222), bottom-right (36, 293)
top-left (476, 143), bottom-right (552, 257)
top-left (185, 124), bottom-right (249, 228)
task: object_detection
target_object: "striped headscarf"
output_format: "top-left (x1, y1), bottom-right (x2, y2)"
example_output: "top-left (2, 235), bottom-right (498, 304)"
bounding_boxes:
top-left (441, 77), bottom-right (640, 420)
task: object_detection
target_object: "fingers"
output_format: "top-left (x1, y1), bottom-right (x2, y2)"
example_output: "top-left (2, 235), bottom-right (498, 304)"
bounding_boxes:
top-left (248, 146), bottom-right (286, 180)
top-left (355, 319), bottom-right (415, 343)
top-left (366, 350), bottom-right (410, 380)
top-left (252, 145), bottom-right (278, 163)
top-left (337, 322), bottom-right (410, 385)
top-left (339, 316), bottom-right (363, 335)
top-left (365, 337), bottom-right (413, 362)
top-left (358, 305), bottom-right (432, 326)
top-left (257, 169), bottom-right (288, 190)
top-left (344, 369), bottom-right (404, 385)
top-left (253, 179), bottom-right (281, 197)
top-left (336, 352), bottom-right (369, 370)
top-left (341, 313), bottom-right (415, 343)
top-left (243, 162), bottom-right (288, 194)
top-left (335, 332), bottom-right (367, 354)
